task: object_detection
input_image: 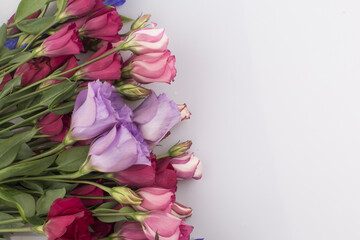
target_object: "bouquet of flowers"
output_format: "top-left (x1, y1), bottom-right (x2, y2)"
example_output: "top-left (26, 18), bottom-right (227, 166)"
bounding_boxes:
top-left (0, 0), bottom-right (203, 239)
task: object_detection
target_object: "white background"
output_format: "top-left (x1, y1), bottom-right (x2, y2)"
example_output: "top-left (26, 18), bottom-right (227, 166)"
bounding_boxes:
top-left (2, 0), bottom-right (360, 239)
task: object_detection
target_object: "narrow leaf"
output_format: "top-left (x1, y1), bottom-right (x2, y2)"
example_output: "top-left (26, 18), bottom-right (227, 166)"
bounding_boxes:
top-left (119, 15), bottom-right (134, 23)
top-left (0, 25), bottom-right (7, 48)
top-left (8, 52), bottom-right (32, 64)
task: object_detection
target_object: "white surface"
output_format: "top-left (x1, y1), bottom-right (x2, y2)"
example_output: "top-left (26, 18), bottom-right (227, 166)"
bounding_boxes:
top-left (2, 0), bottom-right (360, 239)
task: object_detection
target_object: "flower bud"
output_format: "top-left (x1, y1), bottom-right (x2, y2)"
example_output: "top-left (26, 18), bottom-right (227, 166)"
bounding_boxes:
top-left (168, 141), bottom-right (192, 157)
top-left (131, 14), bottom-right (151, 30)
top-left (171, 153), bottom-right (202, 180)
top-left (110, 187), bottom-right (142, 205)
top-left (117, 83), bottom-right (152, 100)
top-left (35, 24), bottom-right (84, 57)
top-left (118, 24), bottom-right (168, 55)
top-left (62, 0), bottom-right (103, 18)
top-left (178, 104), bottom-right (191, 121)
top-left (171, 202), bottom-right (193, 219)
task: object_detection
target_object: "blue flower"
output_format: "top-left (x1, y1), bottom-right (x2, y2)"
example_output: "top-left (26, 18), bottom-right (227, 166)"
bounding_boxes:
top-left (103, 0), bottom-right (126, 7)
top-left (4, 37), bottom-right (19, 50)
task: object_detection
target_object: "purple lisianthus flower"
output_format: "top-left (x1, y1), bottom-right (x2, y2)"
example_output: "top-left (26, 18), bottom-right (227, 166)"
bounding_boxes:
top-left (133, 92), bottom-right (181, 149)
top-left (88, 122), bottom-right (150, 172)
top-left (103, 0), bottom-right (126, 6)
top-left (5, 37), bottom-right (19, 50)
top-left (70, 80), bottom-right (132, 140)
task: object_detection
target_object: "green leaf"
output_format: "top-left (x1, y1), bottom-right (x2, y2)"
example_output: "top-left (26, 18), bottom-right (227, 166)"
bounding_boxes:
top-left (40, 81), bottom-right (77, 107)
top-left (0, 129), bottom-right (38, 169)
top-left (0, 48), bottom-right (22, 65)
top-left (20, 181), bottom-right (44, 195)
top-left (0, 75), bottom-right (21, 100)
top-left (27, 215), bottom-right (45, 225)
top-left (95, 201), bottom-right (117, 211)
top-left (16, 16), bottom-right (56, 34)
top-left (16, 143), bottom-right (35, 160)
top-left (15, 0), bottom-right (48, 23)
top-left (0, 212), bottom-right (24, 229)
top-left (51, 101), bottom-right (75, 115)
top-left (0, 155), bottom-right (55, 181)
top-left (36, 188), bottom-right (66, 216)
top-left (119, 15), bottom-right (134, 23)
top-left (44, 182), bottom-right (78, 192)
top-left (0, 25), bottom-right (7, 49)
top-left (8, 52), bottom-right (32, 64)
top-left (96, 207), bottom-right (135, 223)
top-left (56, 146), bottom-right (89, 172)
top-left (0, 186), bottom-right (35, 221)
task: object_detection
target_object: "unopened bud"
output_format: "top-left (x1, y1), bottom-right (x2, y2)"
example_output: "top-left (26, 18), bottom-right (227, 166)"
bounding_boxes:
top-left (110, 187), bottom-right (143, 205)
top-left (131, 14), bottom-right (151, 30)
top-left (178, 104), bottom-right (191, 121)
top-left (171, 202), bottom-right (193, 219)
top-left (168, 141), bottom-right (192, 157)
top-left (117, 83), bottom-right (152, 100)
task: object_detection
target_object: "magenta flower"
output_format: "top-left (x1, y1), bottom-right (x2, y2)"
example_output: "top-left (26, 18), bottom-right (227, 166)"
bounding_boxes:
top-left (37, 24), bottom-right (84, 57)
top-left (179, 221), bottom-right (194, 240)
top-left (134, 187), bottom-right (175, 212)
top-left (70, 80), bottom-right (131, 140)
top-left (133, 92), bottom-right (181, 148)
top-left (115, 154), bottom-right (156, 187)
top-left (81, 8), bottom-right (123, 42)
top-left (123, 50), bottom-right (177, 84)
top-left (117, 222), bottom-right (147, 240)
top-left (171, 153), bottom-right (202, 180)
top-left (140, 211), bottom-right (182, 240)
top-left (64, 0), bottom-right (103, 17)
top-left (88, 122), bottom-right (150, 172)
top-left (118, 24), bottom-right (168, 55)
top-left (74, 43), bottom-right (122, 81)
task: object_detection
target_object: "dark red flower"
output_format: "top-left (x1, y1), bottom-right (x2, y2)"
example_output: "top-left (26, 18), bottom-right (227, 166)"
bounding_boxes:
top-left (90, 219), bottom-right (114, 240)
top-left (115, 154), bottom-right (156, 187)
top-left (71, 180), bottom-right (104, 207)
top-left (38, 113), bottom-right (71, 143)
top-left (156, 157), bottom-right (178, 190)
top-left (44, 197), bottom-right (94, 240)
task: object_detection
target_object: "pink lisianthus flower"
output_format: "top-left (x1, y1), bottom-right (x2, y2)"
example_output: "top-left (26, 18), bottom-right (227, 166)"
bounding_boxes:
top-left (115, 24), bottom-right (168, 55)
top-left (122, 50), bottom-right (176, 84)
top-left (134, 187), bottom-right (175, 212)
top-left (171, 153), bottom-right (203, 180)
top-left (117, 222), bottom-right (147, 240)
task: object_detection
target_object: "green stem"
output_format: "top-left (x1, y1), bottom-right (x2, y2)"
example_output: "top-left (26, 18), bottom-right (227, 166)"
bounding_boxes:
top-left (0, 104), bottom-right (43, 125)
top-left (156, 153), bottom-right (169, 159)
top-left (67, 195), bottom-right (114, 200)
top-left (6, 32), bottom-right (25, 39)
top-left (20, 142), bottom-right (66, 162)
top-left (0, 53), bottom-right (36, 78)
top-left (0, 172), bottom-right (88, 185)
top-left (0, 227), bottom-right (33, 233)
top-left (0, 217), bottom-right (23, 225)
